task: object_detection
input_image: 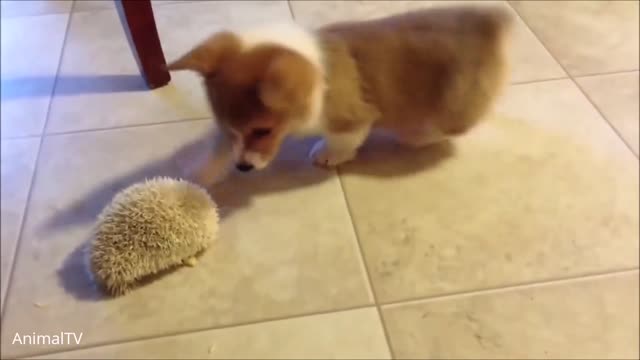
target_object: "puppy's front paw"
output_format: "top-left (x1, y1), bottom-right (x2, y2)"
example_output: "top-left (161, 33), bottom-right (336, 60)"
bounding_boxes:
top-left (309, 140), bottom-right (355, 168)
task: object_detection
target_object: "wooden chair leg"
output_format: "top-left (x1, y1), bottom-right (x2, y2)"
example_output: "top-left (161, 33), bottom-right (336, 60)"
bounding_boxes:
top-left (116, 0), bottom-right (171, 89)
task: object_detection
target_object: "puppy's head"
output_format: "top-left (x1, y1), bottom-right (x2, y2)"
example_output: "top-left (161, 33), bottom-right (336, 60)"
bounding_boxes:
top-left (167, 31), bottom-right (321, 172)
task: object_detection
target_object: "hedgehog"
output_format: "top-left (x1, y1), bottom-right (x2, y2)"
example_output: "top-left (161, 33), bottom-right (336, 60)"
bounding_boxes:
top-left (89, 177), bottom-right (219, 296)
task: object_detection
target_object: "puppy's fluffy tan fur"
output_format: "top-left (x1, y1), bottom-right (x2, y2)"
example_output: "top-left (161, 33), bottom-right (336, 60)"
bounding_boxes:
top-left (168, 5), bottom-right (513, 185)
top-left (90, 177), bottom-right (218, 296)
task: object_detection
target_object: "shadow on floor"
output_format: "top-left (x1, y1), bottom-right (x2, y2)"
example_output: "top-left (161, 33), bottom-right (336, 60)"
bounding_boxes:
top-left (50, 128), bottom-right (455, 301)
top-left (58, 239), bottom-right (209, 302)
top-left (43, 129), bottom-right (455, 233)
top-left (57, 239), bottom-right (105, 302)
top-left (1, 75), bottom-right (147, 99)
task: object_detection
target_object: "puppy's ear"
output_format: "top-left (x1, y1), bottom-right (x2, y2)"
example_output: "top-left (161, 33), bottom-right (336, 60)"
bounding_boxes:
top-left (259, 51), bottom-right (317, 114)
top-left (167, 31), bottom-right (240, 76)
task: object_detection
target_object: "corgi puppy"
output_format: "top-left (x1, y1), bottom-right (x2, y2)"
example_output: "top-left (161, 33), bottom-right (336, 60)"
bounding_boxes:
top-left (167, 4), bottom-right (513, 186)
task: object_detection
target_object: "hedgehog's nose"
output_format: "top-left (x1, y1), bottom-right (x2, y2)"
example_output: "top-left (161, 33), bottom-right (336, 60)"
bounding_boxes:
top-left (236, 163), bottom-right (254, 172)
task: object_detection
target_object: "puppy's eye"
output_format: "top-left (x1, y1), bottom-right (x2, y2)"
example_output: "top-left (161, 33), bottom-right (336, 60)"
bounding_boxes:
top-left (251, 128), bottom-right (272, 139)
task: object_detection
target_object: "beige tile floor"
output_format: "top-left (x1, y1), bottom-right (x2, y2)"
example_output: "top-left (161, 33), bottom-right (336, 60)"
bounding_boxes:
top-left (0, 0), bottom-right (638, 359)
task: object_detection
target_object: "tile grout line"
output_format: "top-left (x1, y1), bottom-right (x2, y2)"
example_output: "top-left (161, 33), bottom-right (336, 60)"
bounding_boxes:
top-left (10, 66), bottom-right (637, 141)
top-left (2, 116), bottom-right (211, 141)
top-left (572, 68), bottom-right (639, 79)
top-left (20, 267), bottom-right (639, 358)
top-left (0, 9), bottom-right (71, 20)
top-left (381, 267), bottom-right (640, 309)
top-left (507, 2), bottom-right (639, 160)
top-left (286, 0), bottom-right (296, 20)
top-left (335, 171), bottom-right (396, 360)
top-left (510, 76), bottom-right (568, 86)
top-left (0, 134), bottom-right (42, 141)
top-left (0, 0), bottom-right (76, 320)
top-left (3, 73), bottom-right (597, 139)
top-left (0, 0), bottom-right (203, 19)
top-left (334, 174), bottom-right (374, 303)
top-left (43, 116), bottom-right (212, 138)
top-left (1, 74), bottom-right (604, 142)
top-left (18, 304), bottom-right (375, 359)
top-left (505, 1), bottom-right (569, 80)
top-left (574, 80), bottom-right (639, 158)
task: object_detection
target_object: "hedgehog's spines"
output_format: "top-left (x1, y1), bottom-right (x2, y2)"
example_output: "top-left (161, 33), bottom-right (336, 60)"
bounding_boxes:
top-left (89, 177), bottom-right (218, 297)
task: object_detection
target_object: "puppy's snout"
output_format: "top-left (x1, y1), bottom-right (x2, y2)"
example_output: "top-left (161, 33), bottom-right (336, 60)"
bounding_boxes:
top-left (236, 162), bottom-right (254, 172)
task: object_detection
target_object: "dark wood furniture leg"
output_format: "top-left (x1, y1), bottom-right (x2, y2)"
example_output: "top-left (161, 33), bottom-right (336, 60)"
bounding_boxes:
top-left (116, 0), bottom-right (171, 89)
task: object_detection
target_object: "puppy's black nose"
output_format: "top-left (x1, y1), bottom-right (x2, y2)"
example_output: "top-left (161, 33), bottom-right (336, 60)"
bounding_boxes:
top-left (236, 163), bottom-right (254, 172)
